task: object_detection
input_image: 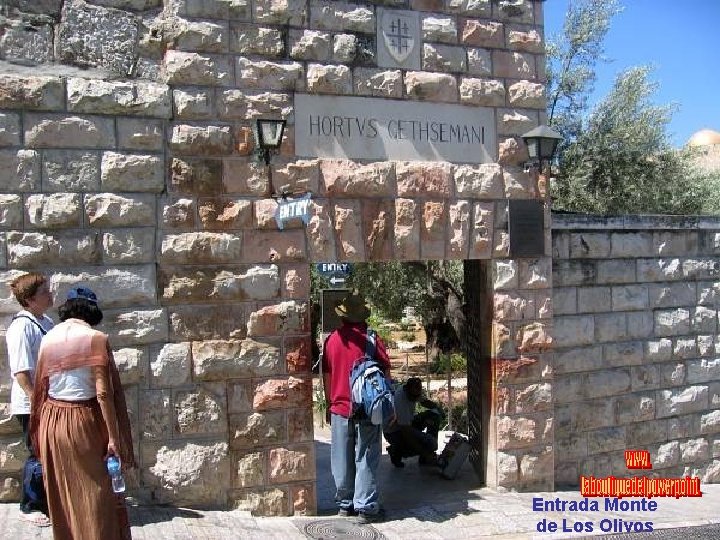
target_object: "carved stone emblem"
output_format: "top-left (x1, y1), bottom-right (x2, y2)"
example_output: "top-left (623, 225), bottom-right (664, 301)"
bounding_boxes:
top-left (381, 11), bottom-right (415, 63)
top-left (377, 9), bottom-right (420, 70)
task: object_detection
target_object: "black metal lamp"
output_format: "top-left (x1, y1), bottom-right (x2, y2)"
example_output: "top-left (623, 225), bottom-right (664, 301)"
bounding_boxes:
top-left (521, 125), bottom-right (563, 199)
top-left (254, 118), bottom-right (286, 166)
top-left (521, 125), bottom-right (563, 165)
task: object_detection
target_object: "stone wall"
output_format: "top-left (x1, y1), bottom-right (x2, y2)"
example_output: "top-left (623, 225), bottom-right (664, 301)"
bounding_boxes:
top-left (553, 214), bottom-right (720, 486)
top-left (0, 0), bottom-right (553, 514)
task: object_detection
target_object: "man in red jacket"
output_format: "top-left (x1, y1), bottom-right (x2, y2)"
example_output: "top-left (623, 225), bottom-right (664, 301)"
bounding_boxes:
top-left (322, 291), bottom-right (390, 524)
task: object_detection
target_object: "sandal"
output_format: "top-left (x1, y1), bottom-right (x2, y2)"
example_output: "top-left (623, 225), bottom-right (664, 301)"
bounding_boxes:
top-left (20, 511), bottom-right (51, 527)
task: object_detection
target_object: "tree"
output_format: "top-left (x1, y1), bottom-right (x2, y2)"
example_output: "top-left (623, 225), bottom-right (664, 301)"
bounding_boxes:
top-left (547, 0), bottom-right (713, 215)
top-left (312, 261), bottom-right (465, 354)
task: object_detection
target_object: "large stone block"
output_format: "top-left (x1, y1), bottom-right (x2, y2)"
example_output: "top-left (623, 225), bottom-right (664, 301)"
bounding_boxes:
top-left (235, 451), bottom-right (265, 488)
top-left (150, 342), bottom-right (191, 387)
top-left (67, 78), bottom-right (171, 117)
top-left (362, 199), bottom-right (393, 261)
top-left (467, 47), bottom-right (492, 76)
top-left (193, 338), bottom-right (282, 380)
top-left (230, 411), bottom-right (286, 449)
top-left (334, 201), bottom-right (364, 261)
top-left (290, 29), bottom-right (331, 61)
top-left (113, 347), bottom-right (144, 386)
top-left (175, 0), bottom-right (250, 19)
top-left (160, 232), bottom-right (242, 264)
top-left (236, 58), bottom-right (305, 91)
top-left (459, 78), bottom-right (505, 107)
top-left (269, 445), bottom-right (314, 484)
top-left (470, 201), bottom-right (493, 259)
top-left (306, 200), bottom-right (335, 261)
top-left (253, 376), bottom-right (312, 411)
top-left (175, 383), bottom-right (227, 436)
top-left (169, 124), bottom-right (234, 156)
top-left (0, 437), bottom-right (27, 473)
top-left (420, 201), bottom-right (447, 259)
top-left (657, 386), bottom-right (709, 418)
top-left (423, 43), bottom-right (466, 73)
top-left (395, 201), bottom-right (417, 261)
top-left (198, 197), bottom-right (252, 230)
top-left (163, 51), bottom-right (233, 86)
top-left (461, 19), bottom-right (503, 47)
top-left (0, 113), bottom-right (20, 147)
top-left (85, 193), bottom-right (156, 227)
top-left (25, 114), bottom-right (115, 149)
top-left (0, 24), bottom-right (53, 66)
top-left (508, 81), bottom-right (544, 108)
top-left (218, 90), bottom-right (292, 121)
top-left (320, 160), bottom-right (394, 197)
top-left (246, 301), bottom-right (307, 337)
top-left (654, 308), bottom-right (691, 337)
top-left (448, 200), bottom-right (470, 260)
top-left (230, 24), bottom-right (284, 56)
top-left (232, 487), bottom-right (288, 516)
top-left (404, 71), bottom-right (457, 102)
top-left (25, 193), bottom-right (81, 228)
top-left (56, 1), bottom-right (138, 75)
top-left (496, 415), bottom-right (550, 449)
top-left (117, 119), bottom-right (164, 151)
top-left (160, 265), bottom-right (280, 304)
top-left (553, 315), bottom-right (593, 348)
top-left (42, 150), bottom-right (100, 192)
top-left (6, 231), bottom-right (100, 266)
top-left (0, 195), bottom-right (24, 229)
top-left (508, 28), bottom-right (543, 53)
top-left (0, 75), bottom-right (64, 111)
top-left (306, 64), bottom-right (352, 94)
top-left (453, 164), bottom-right (502, 197)
top-left (169, 304), bottom-right (251, 341)
top-left (493, 51), bottom-right (535, 79)
top-left (101, 308), bottom-right (168, 346)
top-left (241, 230), bottom-right (306, 263)
top-left (148, 441), bottom-right (230, 506)
top-left (353, 68), bottom-right (403, 98)
top-left (222, 160), bottom-right (269, 195)
top-left (103, 229), bottom-right (156, 264)
top-left (309, 1), bottom-right (373, 32)
top-left (255, 0), bottom-right (307, 25)
top-left (396, 162), bottom-right (452, 197)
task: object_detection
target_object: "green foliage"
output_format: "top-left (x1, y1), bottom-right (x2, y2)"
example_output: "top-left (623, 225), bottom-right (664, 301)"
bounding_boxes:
top-left (430, 352), bottom-right (467, 374)
top-left (553, 67), bottom-right (711, 214)
top-left (347, 261), bottom-right (463, 326)
top-left (547, 0), bottom-right (714, 215)
top-left (366, 312), bottom-right (394, 345)
top-left (400, 331), bottom-right (416, 342)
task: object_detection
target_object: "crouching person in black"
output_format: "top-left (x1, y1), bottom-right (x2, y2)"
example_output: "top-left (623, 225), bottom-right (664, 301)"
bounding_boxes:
top-left (384, 377), bottom-right (443, 468)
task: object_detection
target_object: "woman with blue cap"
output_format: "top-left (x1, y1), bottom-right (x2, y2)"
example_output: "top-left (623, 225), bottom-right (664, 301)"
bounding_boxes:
top-left (29, 286), bottom-right (135, 540)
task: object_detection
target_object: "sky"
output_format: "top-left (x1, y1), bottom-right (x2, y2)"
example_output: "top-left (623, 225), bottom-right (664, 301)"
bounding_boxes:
top-left (542, 0), bottom-right (720, 147)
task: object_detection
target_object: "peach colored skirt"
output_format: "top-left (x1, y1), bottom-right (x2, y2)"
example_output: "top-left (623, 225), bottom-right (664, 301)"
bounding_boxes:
top-left (38, 398), bottom-right (131, 540)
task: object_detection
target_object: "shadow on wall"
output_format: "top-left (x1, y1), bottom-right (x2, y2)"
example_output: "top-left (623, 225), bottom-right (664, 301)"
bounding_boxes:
top-left (314, 436), bottom-right (484, 521)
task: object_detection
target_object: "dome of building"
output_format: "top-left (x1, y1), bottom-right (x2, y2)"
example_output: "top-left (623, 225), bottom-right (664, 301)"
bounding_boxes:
top-left (687, 129), bottom-right (720, 147)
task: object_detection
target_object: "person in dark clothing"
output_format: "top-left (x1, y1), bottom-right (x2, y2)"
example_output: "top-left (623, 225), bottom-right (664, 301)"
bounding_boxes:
top-left (384, 377), bottom-right (443, 468)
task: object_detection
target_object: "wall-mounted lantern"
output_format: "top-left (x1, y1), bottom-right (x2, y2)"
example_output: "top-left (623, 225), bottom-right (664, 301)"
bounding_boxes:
top-left (254, 118), bottom-right (286, 198)
top-left (521, 125), bottom-right (563, 199)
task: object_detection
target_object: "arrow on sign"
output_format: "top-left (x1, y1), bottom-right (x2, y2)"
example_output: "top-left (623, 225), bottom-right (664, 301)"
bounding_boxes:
top-left (329, 276), bottom-right (346, 286)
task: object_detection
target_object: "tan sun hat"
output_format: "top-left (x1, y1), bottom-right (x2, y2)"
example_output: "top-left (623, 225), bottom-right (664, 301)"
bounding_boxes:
top-left (334, 290), bottom-right (371, 323)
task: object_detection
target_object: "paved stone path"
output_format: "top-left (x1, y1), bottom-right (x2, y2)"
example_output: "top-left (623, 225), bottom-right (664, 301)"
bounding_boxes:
top-left (2, 484), bottom-right (719, 540)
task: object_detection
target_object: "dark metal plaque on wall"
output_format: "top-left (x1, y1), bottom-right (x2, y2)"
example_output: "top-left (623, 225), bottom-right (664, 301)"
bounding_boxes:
top-left (508, 199), bottom-right (545, 257)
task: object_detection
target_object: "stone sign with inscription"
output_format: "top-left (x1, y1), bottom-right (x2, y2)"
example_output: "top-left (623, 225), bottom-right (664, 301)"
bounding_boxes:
top-left (295, 94), bottom-right (496, 164)
top-left (377, 8), bottom-right (421, 70)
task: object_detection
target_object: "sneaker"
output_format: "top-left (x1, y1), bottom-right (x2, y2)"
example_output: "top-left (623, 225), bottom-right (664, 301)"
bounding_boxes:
top-left (337, 507), bottom-right (357, 517)
top-left (388, 446), bottom-right (405, 468)
top-left (356, 508), bottom-right (386, 524)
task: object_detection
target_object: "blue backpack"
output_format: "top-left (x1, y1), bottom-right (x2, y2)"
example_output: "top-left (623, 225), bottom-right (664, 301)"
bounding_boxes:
top-left (349, 329), bottom-right (394, 425)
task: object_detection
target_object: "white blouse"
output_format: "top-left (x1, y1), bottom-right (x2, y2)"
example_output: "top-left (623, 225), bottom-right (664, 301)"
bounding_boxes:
top-left (48, 367), bottom-right (96, 400)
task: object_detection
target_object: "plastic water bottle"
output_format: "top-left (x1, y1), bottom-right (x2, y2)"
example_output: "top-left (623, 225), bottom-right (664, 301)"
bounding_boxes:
top-left (106, 456), bottom-right (126, 494)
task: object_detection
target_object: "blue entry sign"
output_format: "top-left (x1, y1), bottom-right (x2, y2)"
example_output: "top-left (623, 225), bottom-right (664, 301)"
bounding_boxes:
top-left (275, 193), bottom-right (311, 230)
top-left (316, 263), bottom-right (353, 276)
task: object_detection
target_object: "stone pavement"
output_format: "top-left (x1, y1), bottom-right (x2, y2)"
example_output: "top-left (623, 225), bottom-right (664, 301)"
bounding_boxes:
top-left (2, 429), bottom-right (719, 539)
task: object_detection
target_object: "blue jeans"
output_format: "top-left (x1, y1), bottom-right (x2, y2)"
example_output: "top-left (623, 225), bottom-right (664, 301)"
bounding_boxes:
top-left (330, 413), bottom-right (381, 515)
